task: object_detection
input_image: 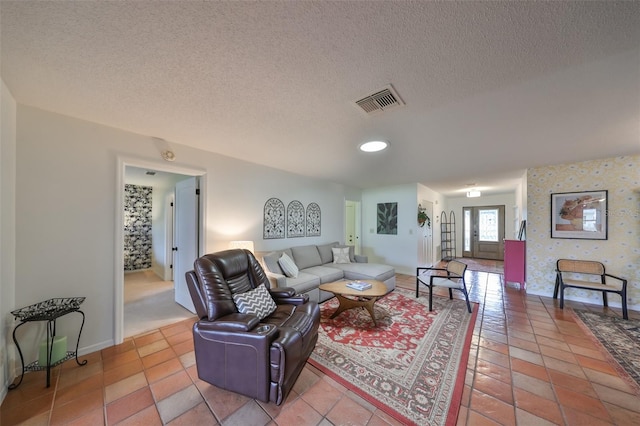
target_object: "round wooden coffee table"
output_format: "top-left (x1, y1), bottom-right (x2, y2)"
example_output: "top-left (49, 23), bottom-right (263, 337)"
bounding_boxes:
top-left (319, 280), bottom-right (388, 326)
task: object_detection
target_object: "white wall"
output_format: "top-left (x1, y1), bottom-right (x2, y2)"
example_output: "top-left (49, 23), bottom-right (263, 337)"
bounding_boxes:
top-left (14, 105), bottom-right (360, 360)
top-left (1, 79), bottom-right (17, 401)
top-left (361, 184), bottom-right (420, 274)
top-left (444, 192), bottom-right (517, 258)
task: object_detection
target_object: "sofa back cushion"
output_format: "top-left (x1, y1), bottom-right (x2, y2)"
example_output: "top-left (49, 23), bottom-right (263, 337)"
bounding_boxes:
top-left (262, 251), bottom-right (283, 275)
top-left (291, 245), bottom-right (322, 270)
top-left (317, 242), bottom-right (340, 264)
top-left (261, 248), bottom-right (294, 275)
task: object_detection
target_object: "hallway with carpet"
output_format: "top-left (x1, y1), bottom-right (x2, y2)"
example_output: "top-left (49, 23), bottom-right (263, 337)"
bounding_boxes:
top-left (124, 270), bottom-right (195, 338)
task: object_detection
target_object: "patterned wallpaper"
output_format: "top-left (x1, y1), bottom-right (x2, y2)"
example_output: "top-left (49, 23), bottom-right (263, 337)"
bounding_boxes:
top-left (124, 184), bottom-right (153, 271)
top-left (526, 155), bottom-right (640, 309)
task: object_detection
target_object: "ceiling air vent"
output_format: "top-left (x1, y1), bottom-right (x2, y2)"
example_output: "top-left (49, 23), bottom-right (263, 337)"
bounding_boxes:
top-left (355, 85), bottom-right (404, 115)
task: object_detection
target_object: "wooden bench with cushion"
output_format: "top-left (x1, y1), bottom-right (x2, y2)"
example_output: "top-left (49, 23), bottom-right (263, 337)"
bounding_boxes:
top-left (553, 259), bottom-right (628, 319)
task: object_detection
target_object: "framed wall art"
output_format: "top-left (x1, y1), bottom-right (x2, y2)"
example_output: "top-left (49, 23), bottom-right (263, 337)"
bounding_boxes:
top-left (377, 202), bottom-right (398, 235)
top-left (305, 202), bottom-right (321, 237)
top-left (551, 190), bottom-right (608, 240)
top-left (263, 197), bottom-right (285, 239)
top-left (287, 200), bottom-right (305, 238)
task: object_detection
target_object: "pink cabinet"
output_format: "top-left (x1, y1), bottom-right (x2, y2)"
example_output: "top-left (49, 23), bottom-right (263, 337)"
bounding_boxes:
top-left (504, 240), bottom-right (526, 290)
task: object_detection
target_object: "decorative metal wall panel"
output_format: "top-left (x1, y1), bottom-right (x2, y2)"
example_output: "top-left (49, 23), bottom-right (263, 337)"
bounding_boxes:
top-left (124, 184), bottom-right (153, 270)
top-left (263, 198), bottom-right (285, 239)
top-left (306, 203), bottom-right (321, 236)
top-left (287, 200), bottom-right (305, 238)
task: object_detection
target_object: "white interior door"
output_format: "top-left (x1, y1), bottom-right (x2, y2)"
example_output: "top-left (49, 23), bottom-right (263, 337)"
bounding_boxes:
top-left (419, 200), bottom-right (434, 266)
top-left (345, 200), bottom-right (362, 255)
top-left (174, 177), bottom-right (198, 313)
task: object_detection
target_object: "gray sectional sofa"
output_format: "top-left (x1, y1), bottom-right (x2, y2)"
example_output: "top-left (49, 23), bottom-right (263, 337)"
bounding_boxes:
top-left (260, 241), bottom-right (395, 303)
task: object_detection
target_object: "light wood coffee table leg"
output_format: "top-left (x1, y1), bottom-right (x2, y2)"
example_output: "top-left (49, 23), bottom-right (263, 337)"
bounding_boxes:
top-left (330, 294), bottom-right (380, 326)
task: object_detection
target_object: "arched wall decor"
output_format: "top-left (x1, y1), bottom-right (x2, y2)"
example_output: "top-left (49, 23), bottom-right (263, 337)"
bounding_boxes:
top-left (263, 198), bottom-right (285, 239)
top-left (287, 200), bottom-right (305, 238)
top-left (306, 203), bottom-right (321, 236)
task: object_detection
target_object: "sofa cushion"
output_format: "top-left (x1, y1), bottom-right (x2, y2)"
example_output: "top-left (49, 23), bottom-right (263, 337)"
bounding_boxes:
top-left (283, 272), bottom-right (321, 294)
top-left (262, 251), bottom-right (284, 275)
top-left (278, 253), bottom-right (299, 278)
top-left (291, 245), bottom-right (323, 270)
top-left (332, 247), bottom-right (351, 264)
top-left (302, 265), bottom-right (344, 283)
top-left (232, 284), bottom-right (277, 320)
top-left (317, 242), bottom-right (339, 264)
top-left (334, 262), bottom-right (395, 283)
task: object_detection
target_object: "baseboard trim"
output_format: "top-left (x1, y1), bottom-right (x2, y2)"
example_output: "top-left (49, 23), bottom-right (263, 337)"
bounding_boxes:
top-left (526, 288), bottom-right (640, 313)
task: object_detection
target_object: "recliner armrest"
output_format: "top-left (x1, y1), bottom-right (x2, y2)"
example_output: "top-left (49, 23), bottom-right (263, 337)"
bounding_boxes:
top-left (272, 293), bottom-right (309, 305)
top-left (269, 287), bottom-right (296, 298)
top-left (198, 313), bottom-right (261, 333)
top-left (269, 286), bottom-right (309, 305)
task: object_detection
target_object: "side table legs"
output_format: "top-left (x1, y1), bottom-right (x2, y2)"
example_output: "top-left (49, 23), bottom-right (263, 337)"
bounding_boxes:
top-left (8, 321), bottom-right (28, 390)
top-left (8, 310), bottom-right (87, 390)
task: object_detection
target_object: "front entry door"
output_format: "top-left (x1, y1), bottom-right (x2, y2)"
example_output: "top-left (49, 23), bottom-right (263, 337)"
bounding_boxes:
top-left (462, 205), bottom-right (505, 260)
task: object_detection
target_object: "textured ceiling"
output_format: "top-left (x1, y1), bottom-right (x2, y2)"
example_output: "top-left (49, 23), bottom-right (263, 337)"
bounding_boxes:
top-left (2, 1), bottom-right (639, 195)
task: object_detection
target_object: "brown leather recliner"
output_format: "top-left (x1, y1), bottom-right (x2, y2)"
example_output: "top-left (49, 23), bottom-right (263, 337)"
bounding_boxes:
top-left (185, 249), bottom-right (320, 405)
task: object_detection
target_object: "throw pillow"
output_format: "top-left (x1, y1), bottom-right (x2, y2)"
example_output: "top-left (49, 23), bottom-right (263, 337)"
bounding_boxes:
top-left (332, 247), bottom-right (351, 264)
top-left (278, 252), bottom-right (299, 278)
top-left (232, 284), bottom-right (277, 320)
top-left (335, 244), bottom-right (356, 262)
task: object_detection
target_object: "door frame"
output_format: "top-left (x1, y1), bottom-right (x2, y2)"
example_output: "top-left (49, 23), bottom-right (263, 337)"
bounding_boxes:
top-left (115, 156), bottom-right (206, 345)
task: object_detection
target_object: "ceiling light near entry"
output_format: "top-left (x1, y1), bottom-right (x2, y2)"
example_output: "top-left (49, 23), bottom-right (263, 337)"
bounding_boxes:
top-left (467, 190), bottom-right (481, 198)
top-left (359, 140), bottom-right (389, 152)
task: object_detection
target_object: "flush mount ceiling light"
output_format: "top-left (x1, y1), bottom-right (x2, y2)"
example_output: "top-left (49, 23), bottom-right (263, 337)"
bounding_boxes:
top-left (465, 183), bottom-right (481, 197)
top-left (359, 140), bottom-right (389, 153)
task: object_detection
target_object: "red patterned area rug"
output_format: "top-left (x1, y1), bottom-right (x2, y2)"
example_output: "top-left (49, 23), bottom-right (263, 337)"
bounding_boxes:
top-left (309, 287), bottom-right (477, 426)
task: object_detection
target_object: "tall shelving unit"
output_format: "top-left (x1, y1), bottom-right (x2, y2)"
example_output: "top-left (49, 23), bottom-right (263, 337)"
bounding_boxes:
top-left (440, 211), bottom-right (456, 261)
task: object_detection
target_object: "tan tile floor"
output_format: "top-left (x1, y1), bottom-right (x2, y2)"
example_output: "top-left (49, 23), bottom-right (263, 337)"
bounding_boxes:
top-left (2, 268), bottom-right (639, 425)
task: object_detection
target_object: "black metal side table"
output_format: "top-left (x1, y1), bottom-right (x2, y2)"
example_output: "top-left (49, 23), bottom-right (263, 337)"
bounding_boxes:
top-left (9, 297), bottom-right (88, 389)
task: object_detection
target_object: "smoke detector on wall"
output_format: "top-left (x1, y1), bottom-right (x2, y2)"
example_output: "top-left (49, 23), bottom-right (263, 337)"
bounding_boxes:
top-left (151, 136), bottom-right (176, 162)
top-left (355, 84), bottom-right (404, 115)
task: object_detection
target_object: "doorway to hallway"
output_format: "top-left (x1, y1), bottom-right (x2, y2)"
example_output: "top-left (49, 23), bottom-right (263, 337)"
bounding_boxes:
top-left (116, 158), bottom-right (205, 344)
